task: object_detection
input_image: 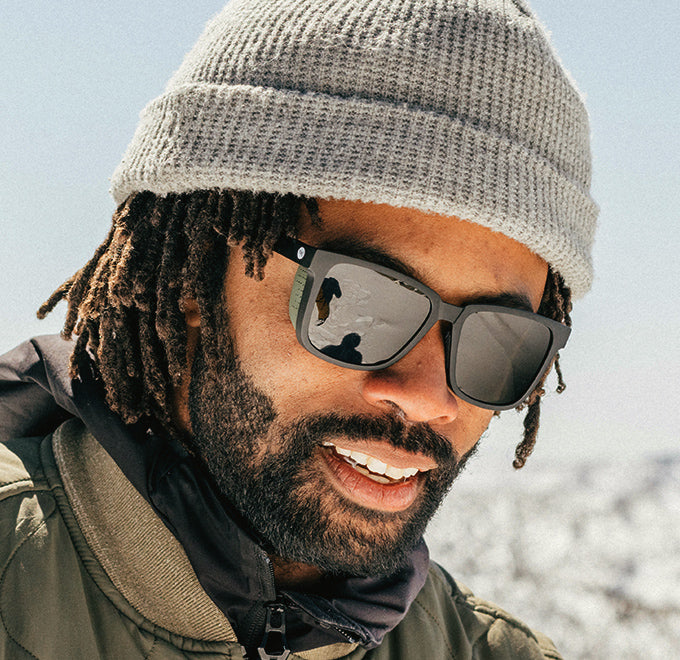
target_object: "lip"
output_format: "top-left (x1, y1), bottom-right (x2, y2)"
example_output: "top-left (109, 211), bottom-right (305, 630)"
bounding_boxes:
top-left (319, 446), bottom-right (425, 512)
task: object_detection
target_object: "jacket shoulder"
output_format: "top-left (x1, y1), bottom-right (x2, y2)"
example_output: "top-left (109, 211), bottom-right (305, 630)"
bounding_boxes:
top-left (0, 436), bottom-right (49, 500)
top-left (0, 436), bottom-right (55, 575)
top-left (424, 563), bottom-right (562, 659)
top-left (366, 563), bottom-right (562, 659)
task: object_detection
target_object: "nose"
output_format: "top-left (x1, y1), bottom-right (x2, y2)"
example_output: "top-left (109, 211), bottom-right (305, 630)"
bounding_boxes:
top-left (360, 323), bottom-right (459, 425)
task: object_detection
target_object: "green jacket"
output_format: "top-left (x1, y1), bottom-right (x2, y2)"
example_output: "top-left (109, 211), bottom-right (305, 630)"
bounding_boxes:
top-left (0, 421), bottom-right (562, 659)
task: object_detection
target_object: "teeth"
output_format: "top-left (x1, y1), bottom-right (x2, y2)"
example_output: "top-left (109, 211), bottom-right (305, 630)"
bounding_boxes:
top-left (384, 465), bottom-right (418, 480)
top-left (323, 442), bottom-right (426, 481)
top-left (354, 465), bottom-right (392, 484)
top-left (385, 465), bottom-right (405, 480)
top-left (350, 451), bottom-right (368, 464)
top-left (366, 457), bottom-right (388, 474)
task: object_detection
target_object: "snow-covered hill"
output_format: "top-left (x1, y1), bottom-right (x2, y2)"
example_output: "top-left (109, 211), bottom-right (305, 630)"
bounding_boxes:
top-left (426, 453), bottom-right (680, 659)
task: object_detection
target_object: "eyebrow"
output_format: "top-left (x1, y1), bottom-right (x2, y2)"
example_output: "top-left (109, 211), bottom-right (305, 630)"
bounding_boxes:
top-left (317, 236), bottom-right (536, 312)
top-left (318, 237), bottom-right (422, 280)
top-left (468, 292), bottom-right (535, 312)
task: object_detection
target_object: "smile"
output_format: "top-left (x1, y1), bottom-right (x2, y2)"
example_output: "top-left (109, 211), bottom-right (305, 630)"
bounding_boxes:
top-left (322, 441), bottom-right (432, 483)
top-left (319, 441), bottom-right (436, 512)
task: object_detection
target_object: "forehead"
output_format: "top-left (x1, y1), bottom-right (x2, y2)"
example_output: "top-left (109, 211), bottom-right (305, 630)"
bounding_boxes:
top-left (298, 199), bottom-right (549, 309)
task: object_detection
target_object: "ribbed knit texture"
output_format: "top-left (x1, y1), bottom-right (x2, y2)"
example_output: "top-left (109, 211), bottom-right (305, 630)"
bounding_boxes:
top-left (53, 420), bottom-right (237, 643)
top-left (110, 0), bottom-right (597, 298)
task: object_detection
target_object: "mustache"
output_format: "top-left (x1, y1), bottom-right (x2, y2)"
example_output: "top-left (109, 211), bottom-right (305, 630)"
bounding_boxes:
top-left (285, 412), bottom-right (458, 466)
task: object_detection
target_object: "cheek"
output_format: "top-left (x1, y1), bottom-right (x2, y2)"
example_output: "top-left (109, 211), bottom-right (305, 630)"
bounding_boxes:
top-left (228, 284), bottom-right (296, 376)
top-left (450, 403), bottom-right (495, 455)
top-left (223, 253), bottom-right (341, 403)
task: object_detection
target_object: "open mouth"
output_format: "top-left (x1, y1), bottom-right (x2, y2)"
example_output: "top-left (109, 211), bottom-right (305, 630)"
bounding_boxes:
top-left (319, 441), bottom-right (435, 511)
top-left (322, 442), bottom-right (427, 483)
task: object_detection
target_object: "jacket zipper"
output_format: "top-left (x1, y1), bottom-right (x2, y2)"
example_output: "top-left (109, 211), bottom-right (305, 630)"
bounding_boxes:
top-left (240, 554), bottom-right (291, 659)
top-left (256, 602), bottom-right (291, 659)
top-left (245, 554), bottom-right (362, 657)
top-left (257, 554), bottom-right (291, 659)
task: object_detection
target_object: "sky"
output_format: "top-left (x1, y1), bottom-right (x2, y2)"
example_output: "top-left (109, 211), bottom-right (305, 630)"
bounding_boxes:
top-left (2, 1), bottom-right (679, 466)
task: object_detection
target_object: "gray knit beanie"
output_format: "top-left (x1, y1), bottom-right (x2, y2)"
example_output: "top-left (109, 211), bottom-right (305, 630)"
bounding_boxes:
top-left (110, 0), bottom-right (598, 298)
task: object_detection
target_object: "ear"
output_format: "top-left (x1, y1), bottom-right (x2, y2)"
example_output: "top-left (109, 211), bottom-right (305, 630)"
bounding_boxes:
top-left (183, 298), bottom-right (201, 328)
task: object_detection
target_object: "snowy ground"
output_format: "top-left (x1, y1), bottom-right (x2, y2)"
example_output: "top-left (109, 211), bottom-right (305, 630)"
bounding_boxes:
top-left (425, 451), bottom-right (680, 659)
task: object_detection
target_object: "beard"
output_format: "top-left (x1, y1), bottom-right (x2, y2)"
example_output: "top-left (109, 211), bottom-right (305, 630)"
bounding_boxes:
top-left (187, 336), bottom-right (475, 577)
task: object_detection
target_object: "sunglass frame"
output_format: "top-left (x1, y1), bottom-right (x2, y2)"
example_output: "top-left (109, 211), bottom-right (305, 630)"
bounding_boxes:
top-left (273, 236), bottom-right (570, 411)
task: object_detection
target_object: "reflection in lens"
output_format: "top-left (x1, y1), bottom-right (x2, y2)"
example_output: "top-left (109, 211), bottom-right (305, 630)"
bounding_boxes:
top-left (320, 332), bottom-right (363, 364)
top-left (308, 264), bottom-right (431, 366)
top-left (455, 311), bottom-right (551, 405)
top-left (315, 277), bottom-right (342, 324)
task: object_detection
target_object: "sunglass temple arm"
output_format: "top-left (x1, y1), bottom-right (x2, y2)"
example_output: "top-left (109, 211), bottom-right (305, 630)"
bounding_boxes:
top-left (273, 236), bottom-right (315, 268)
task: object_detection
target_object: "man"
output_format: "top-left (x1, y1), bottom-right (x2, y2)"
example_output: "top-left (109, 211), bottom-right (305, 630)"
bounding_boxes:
top-left (0, 0), bottom-right (596, 658)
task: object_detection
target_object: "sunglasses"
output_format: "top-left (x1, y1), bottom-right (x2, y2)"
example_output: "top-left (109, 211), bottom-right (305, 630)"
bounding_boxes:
top-left (273, 236), bottom-right (570, 411)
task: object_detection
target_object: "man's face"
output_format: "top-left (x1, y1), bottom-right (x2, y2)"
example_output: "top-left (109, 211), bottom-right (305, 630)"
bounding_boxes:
top-left (184, 199), bottom-right (548, 576)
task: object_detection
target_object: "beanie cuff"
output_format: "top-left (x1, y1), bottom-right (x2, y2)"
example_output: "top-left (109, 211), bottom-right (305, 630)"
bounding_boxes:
top-left (111, 83), bottom-right (597, 298)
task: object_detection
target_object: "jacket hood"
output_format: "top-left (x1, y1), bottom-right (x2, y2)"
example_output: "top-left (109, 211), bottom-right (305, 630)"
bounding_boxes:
top-left (0, 335), bottom-right (431, 654)
top-left (0, 335), bottom-right (78, 442)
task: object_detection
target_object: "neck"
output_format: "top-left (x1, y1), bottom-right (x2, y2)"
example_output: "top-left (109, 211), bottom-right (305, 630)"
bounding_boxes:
top-left (271, 556), bottom-right (326, 593)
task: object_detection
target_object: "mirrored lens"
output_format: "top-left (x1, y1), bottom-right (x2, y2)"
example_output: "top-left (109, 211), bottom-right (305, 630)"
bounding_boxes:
top-left (307, 263), bottom-right (431, 366)
top-left (454, 311), bottom-right (552, 405)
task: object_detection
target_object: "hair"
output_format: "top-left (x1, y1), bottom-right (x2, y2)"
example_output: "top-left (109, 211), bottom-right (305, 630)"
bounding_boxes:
top-left (39, 189), bottom-right (571, 467)
top-left (512, 268), bottom-right (572, 468)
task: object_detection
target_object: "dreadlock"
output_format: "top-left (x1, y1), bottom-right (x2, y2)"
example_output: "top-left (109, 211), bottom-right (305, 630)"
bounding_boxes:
top-left (38, 189), bottom-right (571, 466)
top-left (511, 267), bottom-right (572, 469)
top-left (38, 189), bottom-right (304, 433)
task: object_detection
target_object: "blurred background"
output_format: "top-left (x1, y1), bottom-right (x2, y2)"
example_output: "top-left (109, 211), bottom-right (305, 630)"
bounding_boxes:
top-left (2, 2), bottom-right (679, 657)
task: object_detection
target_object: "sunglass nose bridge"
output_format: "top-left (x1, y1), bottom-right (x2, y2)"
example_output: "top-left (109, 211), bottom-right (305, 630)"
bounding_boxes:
top-left (437, 301), bottom-right (465, 325)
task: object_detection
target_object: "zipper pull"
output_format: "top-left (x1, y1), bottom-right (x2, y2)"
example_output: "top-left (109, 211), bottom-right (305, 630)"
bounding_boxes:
top-left (257, 603), bottom-right (291, 660)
